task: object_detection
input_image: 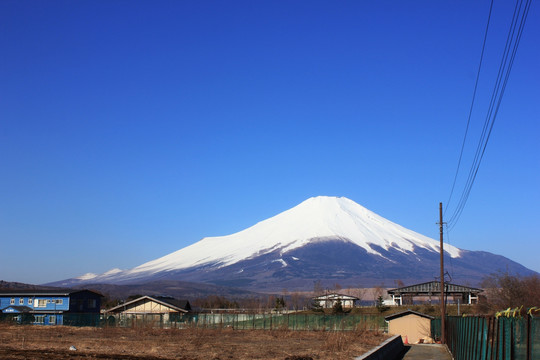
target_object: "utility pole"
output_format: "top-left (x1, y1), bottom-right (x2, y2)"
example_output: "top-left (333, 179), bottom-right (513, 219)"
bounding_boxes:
top-left (438, 202), bottom-right (446, 344)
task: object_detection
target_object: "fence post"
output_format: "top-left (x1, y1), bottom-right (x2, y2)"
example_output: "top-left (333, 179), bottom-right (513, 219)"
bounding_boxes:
top-left (473, 317), bottom-right (478, 360)
top-left (462, 317), bottom-right (468, 360)
top-left (526, 315), bottom-right (531, 360)
top-left (458, 317), bottom-right (464, 360)
top-left (490, 316), bottom-right (495, 360)
top-left (510, 318), bottom-right (515, 360)
top-left (494, 317), bottom-right (499, 360)
top-left (484, 317), bottom-right (489, 360)
top-left (499, 318), bottom-right (504, 360)
top-left (472, 317), bottom-right (477, 360)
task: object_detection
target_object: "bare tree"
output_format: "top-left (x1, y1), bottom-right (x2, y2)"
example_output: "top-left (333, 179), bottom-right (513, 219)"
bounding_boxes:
top-left (291, 292), bottom-right (302, 311)
top-left (279, 288), bottom-right (289, 310)
top-left (266, 295), bottom-right (276, 311)
top-left (355, 286), bottom-right (367, 305)
top-left (373, 283), bottom-right (385, 304)
top-left (313, 280), bottom-right (324, 296)
top-left (481, 271), bottom-right (540, 312)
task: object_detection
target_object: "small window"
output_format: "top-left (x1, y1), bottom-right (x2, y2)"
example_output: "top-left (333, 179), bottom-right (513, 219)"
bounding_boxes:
top-left (28, 298), bottom-right (33, 305)
top-left (88, 299), bottom-right (97, 308)
top-left (55, 299), bottom-right (63, 305)
top-left (35, 315), bottom-right (45, 324)
top-left (10, 298), bottom-right (15, 305)
top-left (19, 298), bottom-right (24, 305)
top-left (37, 299), bottom-right (47, 307)
top-left (49, 315), bottom-right (56, 325)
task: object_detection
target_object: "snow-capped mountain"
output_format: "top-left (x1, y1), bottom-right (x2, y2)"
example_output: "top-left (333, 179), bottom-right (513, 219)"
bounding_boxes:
top-left (74, 268), bottom-right (123, 281)
top-left (50, 196), bottom-right (535, 290)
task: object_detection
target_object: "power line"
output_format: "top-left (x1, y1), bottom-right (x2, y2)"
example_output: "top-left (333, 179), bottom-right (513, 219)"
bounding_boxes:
top-left (445, 0), bottom-right (494, 214)
top-left (446, 0), bottom-right (532, 230)
top-left (449, 0), bottom-right (532, 229)
top-left (444, 223), bottom-right (455, 280)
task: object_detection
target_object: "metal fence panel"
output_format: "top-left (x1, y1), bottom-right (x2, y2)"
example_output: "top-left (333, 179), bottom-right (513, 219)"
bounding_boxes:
top-left (533, 317), bottom-right (540, 360)
top-left (3, 311), bottom-right (388, 333)
top-left (433, 316), bottom-right (540, 360)
top-left (176, 313), bottom-right (385, 331)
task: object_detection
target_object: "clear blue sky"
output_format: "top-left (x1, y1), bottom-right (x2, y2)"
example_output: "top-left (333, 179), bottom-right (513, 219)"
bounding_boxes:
top-left (1, 1), bottom-right (538, 284)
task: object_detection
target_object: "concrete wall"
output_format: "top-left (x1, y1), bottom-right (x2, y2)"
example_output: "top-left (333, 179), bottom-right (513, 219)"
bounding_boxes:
top-left (355, 335), bottom-right (405, 360)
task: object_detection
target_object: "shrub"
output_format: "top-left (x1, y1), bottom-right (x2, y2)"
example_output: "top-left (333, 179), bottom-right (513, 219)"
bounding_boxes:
top-left (481, 271), bottom-right (540, 313)
top-left (332, 300), bottom-right (344, 314)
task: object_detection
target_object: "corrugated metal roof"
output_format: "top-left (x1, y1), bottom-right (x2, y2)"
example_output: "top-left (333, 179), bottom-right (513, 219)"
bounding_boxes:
top-left (1, 305), bottom-right (33, 313)
top-left (387, 281), bottom-right (482, 295)
top-left (312, 293), bottom-right (360, 300)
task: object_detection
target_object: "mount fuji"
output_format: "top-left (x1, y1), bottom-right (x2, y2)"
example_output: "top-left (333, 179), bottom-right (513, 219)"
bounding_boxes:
top-left (50, 196), bottom-right (535, 290)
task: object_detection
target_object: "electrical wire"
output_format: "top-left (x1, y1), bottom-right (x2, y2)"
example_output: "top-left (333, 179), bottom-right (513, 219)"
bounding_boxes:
top-left (445, 0), bottom-right (494, 214)
top-left (444, 223), bottom-right (455, 281)
top-left (446, 0), bottom-right (532, 230)
top-left (449, 0), bottom-right (532, 229)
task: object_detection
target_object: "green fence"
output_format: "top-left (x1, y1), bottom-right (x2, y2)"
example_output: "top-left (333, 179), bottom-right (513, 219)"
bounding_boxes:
top-left (63, 313), bottom-right (102, 327)
top-left (109, 312), bottom-right (386, 331)
top-left (184, 313), bottom-right (386, 331)
top-left (432, 316), bottom-right (540, 360)
top-left (3, 312), bottom-right (386, 332)
top-left (0, 313), bottom-right (35, 324)
top-left (0, 313), bottom-right (102, 326)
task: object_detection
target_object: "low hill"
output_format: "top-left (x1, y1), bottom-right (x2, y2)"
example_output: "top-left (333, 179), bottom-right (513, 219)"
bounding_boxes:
top-left (70, 280), bottom-right (264, 300)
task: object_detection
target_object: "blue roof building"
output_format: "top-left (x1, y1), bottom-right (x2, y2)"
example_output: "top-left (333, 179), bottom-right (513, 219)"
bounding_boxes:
top-left (0, 289), bottom-right (103, 325)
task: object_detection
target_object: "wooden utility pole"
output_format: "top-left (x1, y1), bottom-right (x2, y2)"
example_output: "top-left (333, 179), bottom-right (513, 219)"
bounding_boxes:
top-left (439, 202), bottom-right (446, 344)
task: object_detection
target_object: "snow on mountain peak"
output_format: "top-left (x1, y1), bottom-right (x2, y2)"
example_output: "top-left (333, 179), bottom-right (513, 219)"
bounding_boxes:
top-left (118, 196), bottom-right (461, 279)
top-left (76, 272), bottom-right (98, 280)
top-left (102, 268), bottom-right (123, 276)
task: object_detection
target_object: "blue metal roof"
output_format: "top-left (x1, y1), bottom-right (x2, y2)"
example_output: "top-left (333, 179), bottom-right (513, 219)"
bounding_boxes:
top-left (1, 305), bottom-right (33, 313)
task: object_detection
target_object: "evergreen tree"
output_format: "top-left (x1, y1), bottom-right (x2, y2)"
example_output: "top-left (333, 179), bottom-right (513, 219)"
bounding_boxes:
top-left (274, 296), bottom-right (286, 311)
top-left (310, 299), bottom-right (324, 312)
top-left (376, 296), bottom-right (389, 313)
top-left (332, 300), bottom-right (344, 314)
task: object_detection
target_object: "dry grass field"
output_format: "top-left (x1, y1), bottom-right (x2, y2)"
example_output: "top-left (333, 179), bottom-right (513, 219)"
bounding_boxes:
top-left (0, 324), bottom-right (388, 360)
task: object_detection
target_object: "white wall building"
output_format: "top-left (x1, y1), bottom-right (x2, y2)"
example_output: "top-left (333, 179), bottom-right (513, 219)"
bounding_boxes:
top-left (312, 293), bottom-right (359, 308)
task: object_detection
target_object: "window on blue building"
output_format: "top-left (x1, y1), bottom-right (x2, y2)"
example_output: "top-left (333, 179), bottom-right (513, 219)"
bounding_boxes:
top-left (10, 298), bottom-right (15, 305)
top-left (49, 315), bottom-right (56, 325)
top-left (19, 298), bottom-right (24, 305)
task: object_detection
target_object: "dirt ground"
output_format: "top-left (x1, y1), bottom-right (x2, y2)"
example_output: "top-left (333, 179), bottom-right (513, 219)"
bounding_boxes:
top-left (0, 324), bottom-right (388, 360)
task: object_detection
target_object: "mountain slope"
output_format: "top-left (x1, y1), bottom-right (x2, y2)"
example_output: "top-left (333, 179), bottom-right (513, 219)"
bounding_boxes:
top-left (49, 196), bottom-right (536, 290)
top-left (69, 280), bottom-right (262, 300)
